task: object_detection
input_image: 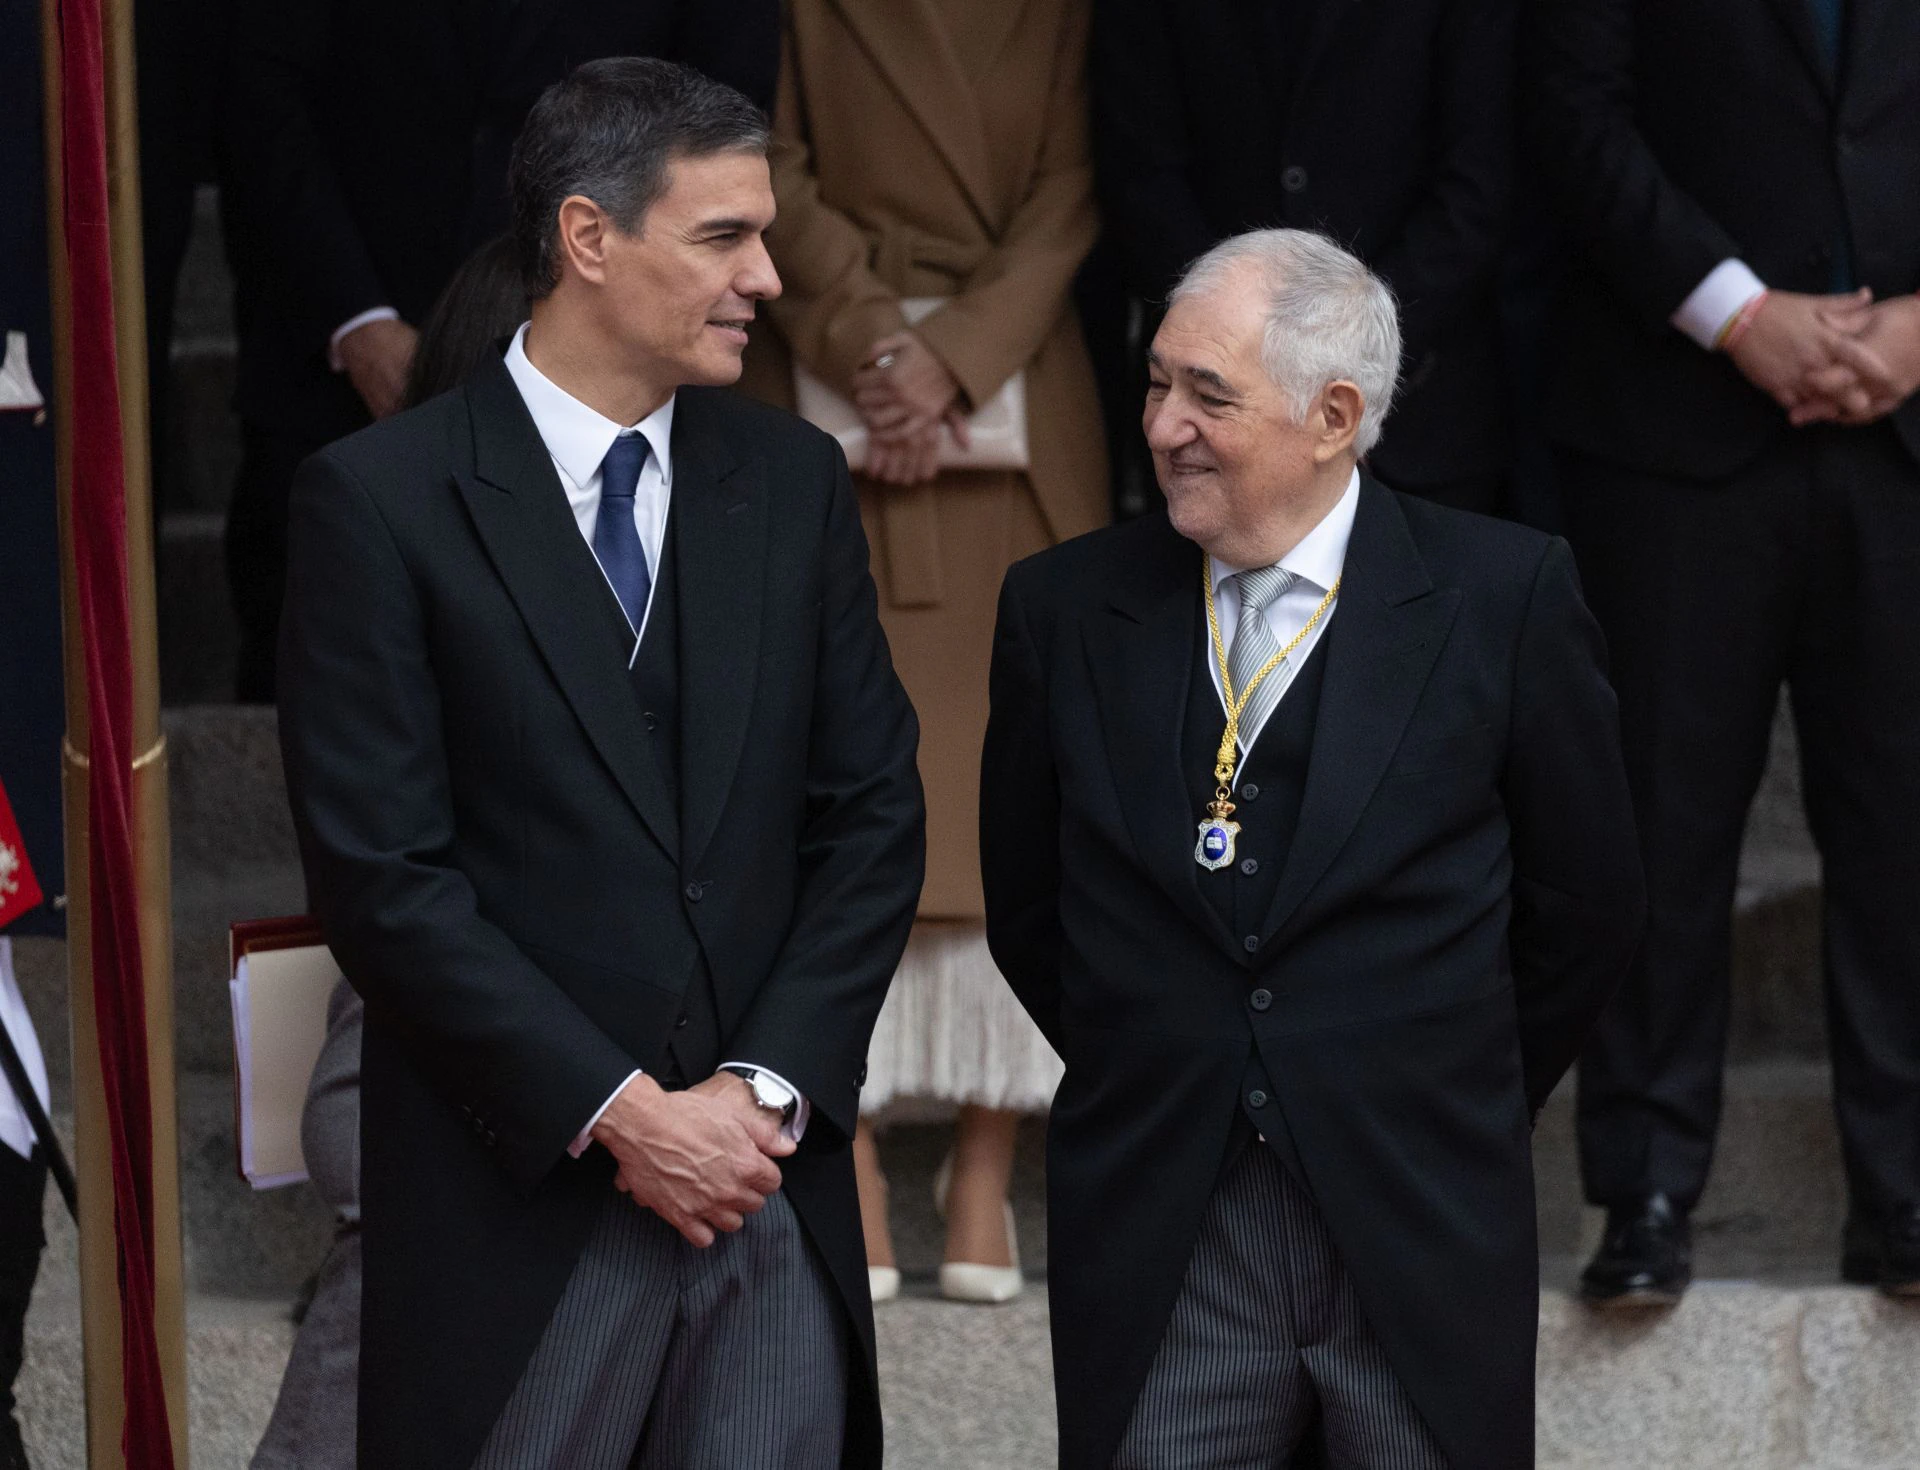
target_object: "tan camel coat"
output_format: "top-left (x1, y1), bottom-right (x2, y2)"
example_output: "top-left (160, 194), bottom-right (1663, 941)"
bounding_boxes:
top-left (740, 0), bottom-right (1109, 919)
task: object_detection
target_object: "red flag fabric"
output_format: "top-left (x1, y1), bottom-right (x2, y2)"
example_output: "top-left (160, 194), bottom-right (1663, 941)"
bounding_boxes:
top-left (0, 777), bottom-right (43, 930)
top-left (53, 0), bottom-right (178, 1460)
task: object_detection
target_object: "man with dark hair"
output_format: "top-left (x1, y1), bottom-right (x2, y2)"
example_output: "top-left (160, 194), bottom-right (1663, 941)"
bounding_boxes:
top-left (222, 0), bottom-right (778, 701)
top-left (278, 58), bottom-right (923, 1470)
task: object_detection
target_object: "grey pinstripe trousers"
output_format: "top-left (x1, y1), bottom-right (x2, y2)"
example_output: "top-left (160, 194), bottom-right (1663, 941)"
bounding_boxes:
top-left (471, 1187), bottom-right (847, 1470)
top-left (1114, 1143), bottom-right (1449, 1470)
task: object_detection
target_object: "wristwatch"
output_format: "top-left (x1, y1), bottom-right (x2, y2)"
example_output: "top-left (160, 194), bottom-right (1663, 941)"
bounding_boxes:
top-left (721, 1066), bottom-right (798, 1128)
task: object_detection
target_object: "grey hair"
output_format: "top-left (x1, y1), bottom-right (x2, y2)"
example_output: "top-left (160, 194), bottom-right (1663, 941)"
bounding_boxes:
top-left (509, 57), bottom-right (769, 298)
top-left (1170, 229), bottom-right (1402, 455)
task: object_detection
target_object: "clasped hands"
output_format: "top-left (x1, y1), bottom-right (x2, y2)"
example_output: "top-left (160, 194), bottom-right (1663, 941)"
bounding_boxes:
top-left (1728, 289), bottom-right (1920, 427)
top-left (851, 329), bottom-right (972, 485)
top-left (589, 1071), bottom-right (795, 1247)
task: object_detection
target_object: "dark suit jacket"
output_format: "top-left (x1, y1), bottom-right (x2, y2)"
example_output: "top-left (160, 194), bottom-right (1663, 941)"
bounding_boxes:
top-left (1528, 0), bottom-right (1920, 475)
top-left (277, 361), bottom-right (924, 1470)
top-left (1090, 0), bottom-right (1516, 488)
top-left (982, 480), bottom-right (1645, 1470)
top-left (222, 0), bottom-right (778, 444)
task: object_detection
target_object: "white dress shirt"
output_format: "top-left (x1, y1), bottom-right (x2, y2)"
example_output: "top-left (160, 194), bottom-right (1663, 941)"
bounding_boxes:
top-left (501, 322), bottom-right (809, 1151)
top-left (505, 322), bottom-right (674, 664)
top-left (1206, 468), bottom-right (1359, 763)
top-left (1671, 259), bottom-right (1768, 350)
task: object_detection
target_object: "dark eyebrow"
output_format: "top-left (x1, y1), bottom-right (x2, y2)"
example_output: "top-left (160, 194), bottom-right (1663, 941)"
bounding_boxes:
top-left (694, 216), bottom-right (758, 235)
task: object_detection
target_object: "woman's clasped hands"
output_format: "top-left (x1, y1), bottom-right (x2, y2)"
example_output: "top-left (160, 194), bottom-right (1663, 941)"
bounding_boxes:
top-left (853, 328), bottom-right (973, 485)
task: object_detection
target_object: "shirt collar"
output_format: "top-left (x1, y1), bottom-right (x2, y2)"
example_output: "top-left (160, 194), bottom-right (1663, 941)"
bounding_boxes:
top-left (1210, 467), bottom-right (1360, 598)
top-left (503, 321), bottom-right (675, 490)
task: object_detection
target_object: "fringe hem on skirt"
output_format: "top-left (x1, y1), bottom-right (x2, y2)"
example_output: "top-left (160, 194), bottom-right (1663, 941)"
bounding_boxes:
top-left (860, 922), bottom-right (1062, 1117)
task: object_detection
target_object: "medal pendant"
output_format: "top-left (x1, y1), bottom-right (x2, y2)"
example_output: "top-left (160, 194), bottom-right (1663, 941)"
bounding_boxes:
top-left (1195, 817), bottom-right (1241, 871)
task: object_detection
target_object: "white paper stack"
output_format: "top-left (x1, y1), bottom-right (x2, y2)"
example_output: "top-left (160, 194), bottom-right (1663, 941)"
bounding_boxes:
top-left (230, 927), bottom-right (341, 1189)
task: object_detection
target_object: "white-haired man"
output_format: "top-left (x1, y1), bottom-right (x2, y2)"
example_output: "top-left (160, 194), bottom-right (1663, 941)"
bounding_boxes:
top-left (982, 228), bottom-right (1645, 1469)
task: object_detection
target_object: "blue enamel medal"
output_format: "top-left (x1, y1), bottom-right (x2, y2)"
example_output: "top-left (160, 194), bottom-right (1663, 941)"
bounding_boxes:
top-left (1195, 816), bottom-right (1241, 871)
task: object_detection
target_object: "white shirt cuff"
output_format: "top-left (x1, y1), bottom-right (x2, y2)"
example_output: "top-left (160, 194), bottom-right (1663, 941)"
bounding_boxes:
top-left (721, 1062), bottom-right (812, 1144)
top-left (569, 1069), bottom-right (643, 1159)
top-left (329, 306), bottom-right (402, 371)
top-left (1671, 260), bottom-right (1767, 350)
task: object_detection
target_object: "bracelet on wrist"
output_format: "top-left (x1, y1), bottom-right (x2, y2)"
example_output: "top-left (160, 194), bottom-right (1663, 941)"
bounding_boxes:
top-left (1716, 290), bottom-right (1770, 352)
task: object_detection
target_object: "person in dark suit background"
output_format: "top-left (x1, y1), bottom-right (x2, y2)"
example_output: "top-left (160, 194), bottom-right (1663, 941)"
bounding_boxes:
top-left (221, 0), bottom-right (778, 701)
top-left (1090, 0), bottom-right (1515, 516)
top-left (983, 228), bottom-right (1644, 1469)
top-left (277, 59), bottom-right (923, 1469)
top-left (1529, 0), bottom-right (1920, 1304)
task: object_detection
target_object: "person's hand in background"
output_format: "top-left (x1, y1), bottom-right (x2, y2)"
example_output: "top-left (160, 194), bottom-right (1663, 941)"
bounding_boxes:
top-left (1722, 288), bottom-right (1871, 419)
top-left (337, 316), bottom-right (420, 420)
top-left (1805, 293), bottom-right (1920, 426)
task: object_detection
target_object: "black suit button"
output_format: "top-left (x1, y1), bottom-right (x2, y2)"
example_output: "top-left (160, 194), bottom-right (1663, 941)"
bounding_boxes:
top-left (1243, 934), bottom-right (1260, 954)
top-left (1249, 1089), bottom-right (1270, 1109)
top-left (1281, 165), bottom-right (1308, 193)
top-left (643, 711), bottom-right (659, 731)
top-left (675, 1012), bottom-right (689, 1029)
top-left (857, 1062), bottom-right (868, 1086)
top-left (1239, 857), bottom-right (1259, 875)
top-left (1240, 782), bottom-right (1260, 801)
top-left (1250, 988), bottom-right (1273, 1013)
top-left (685, 881), bottom-right (705, 902)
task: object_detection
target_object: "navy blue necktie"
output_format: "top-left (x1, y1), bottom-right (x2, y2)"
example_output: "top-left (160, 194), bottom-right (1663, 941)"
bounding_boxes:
top-left (592, 431), bottom-right (652, 633)
top-left (1805, 0), bottom-right (1857, 290)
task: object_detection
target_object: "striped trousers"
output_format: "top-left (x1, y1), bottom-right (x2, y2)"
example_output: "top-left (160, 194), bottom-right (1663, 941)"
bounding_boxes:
top-left (472, 1188), bottom-right (846, 1470)
top-left (1114, 1142), bottom-right (1449, 1469)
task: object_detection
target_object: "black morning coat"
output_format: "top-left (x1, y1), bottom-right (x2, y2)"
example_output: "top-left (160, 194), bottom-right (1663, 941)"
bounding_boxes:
top-left (277, 360), bottom-right (925, 1470)
top-left (982, 479), bottom-right (1647, 1469)
top-left (1527, 0), bottom-right (1920, 477)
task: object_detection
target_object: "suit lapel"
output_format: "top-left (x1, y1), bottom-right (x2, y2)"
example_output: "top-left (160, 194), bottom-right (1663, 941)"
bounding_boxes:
top-left (1258, 480), bottom-right (1459, 953)
top-left (453, 360), bottom-right (680, 858)
top-left (1766, 0), bottom-right (1837, 99)
top-left (824, 0), bottom-right (1000, 229)
top-left (1083, 518), bottom-right (1237, 951)
top-left (671, 391), bottom-right (767, 872)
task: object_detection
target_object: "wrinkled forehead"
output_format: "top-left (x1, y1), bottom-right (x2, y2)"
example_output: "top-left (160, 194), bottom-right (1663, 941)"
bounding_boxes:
top-left (1150, 282), bottom-right (1269, 392)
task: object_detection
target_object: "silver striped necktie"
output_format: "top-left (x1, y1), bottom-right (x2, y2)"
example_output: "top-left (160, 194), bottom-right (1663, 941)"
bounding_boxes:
top-left (1226, 564), bottom-right (1300, 753)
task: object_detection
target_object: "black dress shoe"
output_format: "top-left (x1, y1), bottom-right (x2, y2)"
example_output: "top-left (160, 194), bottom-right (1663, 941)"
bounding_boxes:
top-left (1840, 1203), bottom-right (1920, 1297)
top-left (1580, 1193), bottom-right (1692, 1307)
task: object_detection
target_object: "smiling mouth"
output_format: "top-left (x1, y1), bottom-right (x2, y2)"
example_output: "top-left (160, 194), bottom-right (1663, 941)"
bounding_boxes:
top-left (708, 318), bottom-right (752, 336)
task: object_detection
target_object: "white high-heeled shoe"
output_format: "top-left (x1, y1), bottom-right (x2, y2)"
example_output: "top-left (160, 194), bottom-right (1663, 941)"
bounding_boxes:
top-left (932, 1154), bottom-right (1024, 1304)
top-left (867, 1265), bottom-right (901, 1303)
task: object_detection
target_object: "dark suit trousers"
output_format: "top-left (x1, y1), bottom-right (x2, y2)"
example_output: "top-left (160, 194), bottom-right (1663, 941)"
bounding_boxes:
top-left (227, 421), bottom-right (341, 702)
top-left (1564, 423), bottom-right (1920, 1216)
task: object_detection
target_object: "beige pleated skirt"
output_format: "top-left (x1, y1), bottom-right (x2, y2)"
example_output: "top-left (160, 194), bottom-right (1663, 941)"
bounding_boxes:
top-left (861, 921), bottom-right (1063, 1118)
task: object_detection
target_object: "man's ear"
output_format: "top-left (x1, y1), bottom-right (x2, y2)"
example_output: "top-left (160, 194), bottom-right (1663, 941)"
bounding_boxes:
top-left (1312, 381), bottom-right (1365, 463)
top-left (555, 196), bottom-right (611, 286)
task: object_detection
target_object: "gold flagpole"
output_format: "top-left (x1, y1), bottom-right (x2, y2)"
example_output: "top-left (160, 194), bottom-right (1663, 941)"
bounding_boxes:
top-left (40, 0), bottom-right (190, 1461)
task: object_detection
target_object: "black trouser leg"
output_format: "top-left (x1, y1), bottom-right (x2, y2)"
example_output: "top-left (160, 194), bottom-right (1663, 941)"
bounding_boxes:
top-left (226, 424), bottom-right (325, 703)
top-left (1562, 445), bottom-right (1805, 1210)
top-left (0, 1147), bottom-right (48, 1470)
top-left (1790, 428), bottom-right (1920, 1220)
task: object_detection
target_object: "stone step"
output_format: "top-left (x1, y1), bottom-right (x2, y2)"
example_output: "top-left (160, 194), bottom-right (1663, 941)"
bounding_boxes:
top-left (17, 1274), bottom-right (1920, 1470)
